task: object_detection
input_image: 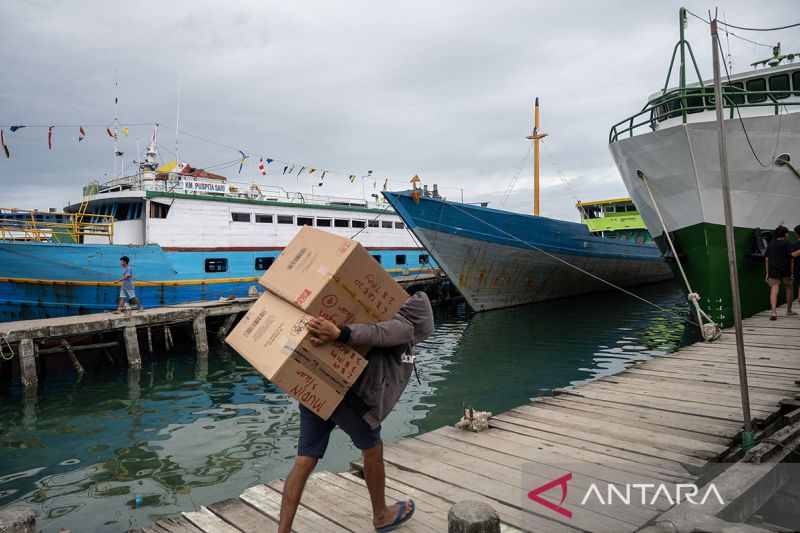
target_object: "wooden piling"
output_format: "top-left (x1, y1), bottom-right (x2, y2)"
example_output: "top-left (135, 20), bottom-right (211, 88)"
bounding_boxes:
top-left (218, 313), bottom-right (238, 342)
top-left (18, 338), bottom-right (37, 392)
top-left (123, 326), bottom-right (141, 369)
top-left (448, 501), bottom-right (500, 533)
top-left (193, 314), bottom-right (209, 356)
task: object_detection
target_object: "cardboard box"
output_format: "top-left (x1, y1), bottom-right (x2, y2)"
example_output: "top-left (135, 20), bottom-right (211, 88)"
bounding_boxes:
top-left (259, 226), bottom-right (409, 327)
top-left (225, 291), bottom-right (367, 419)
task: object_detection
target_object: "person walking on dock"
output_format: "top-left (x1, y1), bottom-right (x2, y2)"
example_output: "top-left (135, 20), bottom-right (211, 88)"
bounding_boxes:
top-left (278, 292), bottom-right (434, 533)
top-left (114, 256), bottom-right (143, 313)
top-left (793, 225), bottom-right (800, 313)
top-left (765, 226), bottom-right (794, 320)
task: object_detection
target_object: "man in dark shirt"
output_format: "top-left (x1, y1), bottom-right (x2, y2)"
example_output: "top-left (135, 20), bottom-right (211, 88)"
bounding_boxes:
top-left (766, 226), bottom-right (794, 320)
top-left (793, 225), bottom-right (800, 313)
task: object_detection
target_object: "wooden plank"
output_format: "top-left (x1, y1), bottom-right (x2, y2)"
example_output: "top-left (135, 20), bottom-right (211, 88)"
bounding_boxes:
top-left (241, 484), bottom-right (347, 533)
top-left (420, 426), bottom-right (689, 486)
top-left (350, 459), bottom-right (581, 533)
top-left (532, 397), bottom-right (730, 445)
top-left (488, 416), bottom-right (693, 477)
top-left (314, 471), bottom-right (443, 532)
top-left (144, 518), bottom-right (205, 533)
top-left (206, 498), bottom-right (278, 532)
top-left (270, 476), bottom-right (373, 532)
top-left (622, 366), bottom-right (798, 394)
top-left (509, 404), bottom-right (726, 458)
top-left (182, 507), bottom-right (241, 533)
top-left (381, 442), bottom-right (642, 532)
top-left (607, 371), bottom-right (794, 400)
top-left (556, 387), bottom-right (746, 422)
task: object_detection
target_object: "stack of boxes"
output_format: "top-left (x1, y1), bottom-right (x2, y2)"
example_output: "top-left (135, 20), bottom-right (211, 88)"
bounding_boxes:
top-left (225, 226), bottom-right (409, 419)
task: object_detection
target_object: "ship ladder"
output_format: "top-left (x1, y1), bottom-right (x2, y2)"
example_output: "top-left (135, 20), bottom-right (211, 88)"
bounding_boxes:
top-left (636, 169), bottom-right (721, 342)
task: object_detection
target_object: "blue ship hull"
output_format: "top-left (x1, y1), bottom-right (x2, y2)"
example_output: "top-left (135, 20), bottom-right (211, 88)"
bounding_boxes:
top-left (383, 190), bottom-right (673, 311)
top-left (0, 242), bottom-right (431, 322)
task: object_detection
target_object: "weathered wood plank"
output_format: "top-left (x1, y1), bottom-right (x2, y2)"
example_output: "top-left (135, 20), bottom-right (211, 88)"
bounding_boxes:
top-left (182, 507), bottom-right (241, 533)
top-left (270, 476), bottom-right (373, 532)
top-left (206, 498), bottom-right (278, 532)
top-left (240, 484), bottom-right (346, 533)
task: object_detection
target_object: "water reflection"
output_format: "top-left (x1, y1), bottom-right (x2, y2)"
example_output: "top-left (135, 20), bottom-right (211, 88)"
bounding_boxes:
top-left (0, 281), bottom-right (690, 532)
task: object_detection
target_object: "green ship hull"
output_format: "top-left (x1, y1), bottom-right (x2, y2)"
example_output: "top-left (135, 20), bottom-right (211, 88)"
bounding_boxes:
top-left (657, 222), bottom-right (795, 328)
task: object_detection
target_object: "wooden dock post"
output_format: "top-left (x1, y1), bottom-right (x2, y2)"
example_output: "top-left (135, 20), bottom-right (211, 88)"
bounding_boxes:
top-left (123, 326), bottom-right (141, 369)
top-left (18, 338), bottom-right (37, 392)
top-left (193, 314), bottom-right (209, 356)
top-left (447, 500), bottom-right (500, 533)
top-left (0, 505), bottom-right (36, 533)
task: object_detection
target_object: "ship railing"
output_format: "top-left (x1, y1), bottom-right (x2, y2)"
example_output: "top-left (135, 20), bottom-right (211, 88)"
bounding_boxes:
top-left (0, 208), bottom-right (114, 244)
top-left (609, 87), bottom-right (800, 143)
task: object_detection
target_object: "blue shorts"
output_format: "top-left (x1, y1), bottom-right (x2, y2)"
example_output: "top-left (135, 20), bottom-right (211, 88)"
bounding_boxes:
top-left (119, 288), bottom-right (136, 299)
top-left (297, 400), bottom-right (381, 457)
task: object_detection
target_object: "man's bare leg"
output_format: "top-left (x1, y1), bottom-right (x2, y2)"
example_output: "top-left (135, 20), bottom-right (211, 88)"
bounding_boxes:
top-left (114, 297), bottom-right (125, 313)
top-left (132, 296), bottom-right (144, 311)
top-left (279, 455), bottom-right (318, 533)
top-left (770, 285), bottom-right (780, 316)
top-left (786, 282), bottom-right (795, 314)
top-left (362, 441), bottom-right (412, 529)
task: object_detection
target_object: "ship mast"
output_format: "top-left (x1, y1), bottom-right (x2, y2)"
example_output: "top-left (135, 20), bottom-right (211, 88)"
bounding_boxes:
top-left (526, 97), bottom-right (548, 216)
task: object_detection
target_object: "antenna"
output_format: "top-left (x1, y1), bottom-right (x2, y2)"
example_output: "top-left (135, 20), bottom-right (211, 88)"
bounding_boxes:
top-left (113, 69), bottom-right (119, 178)
top-left (175, 70), bottom-right (182, 165)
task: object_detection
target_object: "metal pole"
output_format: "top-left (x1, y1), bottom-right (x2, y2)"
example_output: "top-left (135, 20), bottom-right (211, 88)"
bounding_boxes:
top-left (533, 97), bottom-right (540, 216)
top-left (710, 18), bottom-right (754, 449)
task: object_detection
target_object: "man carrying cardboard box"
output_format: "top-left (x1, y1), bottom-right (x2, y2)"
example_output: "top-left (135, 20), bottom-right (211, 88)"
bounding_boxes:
top-left (278, 291), bottom-right (434, 533)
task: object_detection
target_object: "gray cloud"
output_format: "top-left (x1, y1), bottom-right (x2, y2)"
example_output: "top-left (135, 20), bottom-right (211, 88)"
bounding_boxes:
top-left (1, 0), bottom-right (796, 221)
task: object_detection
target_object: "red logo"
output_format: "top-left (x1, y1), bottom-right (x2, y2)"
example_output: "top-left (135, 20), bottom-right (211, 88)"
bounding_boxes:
top-left (295, 289), bottom-right (312, 305)
top-left (528, 472), bottom-right (572, 518)
top-left (321, 294), bottom-right (338, 308)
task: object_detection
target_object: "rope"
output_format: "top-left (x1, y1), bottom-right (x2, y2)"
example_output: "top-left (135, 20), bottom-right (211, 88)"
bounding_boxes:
top-left (717, 20), bottom-right (800, 32)
top-left (540, 139), bottom-right (590, 220)
top-left (444, 201), bottom-right (700, 326)
top-left (500, 141), bottom-right (533, 208)
top-left (0, 336), bottom-right (14, 361)
top-left (636, 171), bottom-right (721, 341)
top-left (684, 10), bottom-right (773, 48)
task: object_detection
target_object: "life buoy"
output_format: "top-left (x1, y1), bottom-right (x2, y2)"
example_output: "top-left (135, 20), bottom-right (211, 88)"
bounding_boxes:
top-left (634, 233), bottom-right (647, 244)
top-left (617, 233), bottom-right (629, 241)
top-left (247, 183), bottom-right (263, 200)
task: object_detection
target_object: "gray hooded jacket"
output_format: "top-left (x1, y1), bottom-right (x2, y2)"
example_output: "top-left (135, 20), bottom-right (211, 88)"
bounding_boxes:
top-left (344, 291), bottom-right (434, 429)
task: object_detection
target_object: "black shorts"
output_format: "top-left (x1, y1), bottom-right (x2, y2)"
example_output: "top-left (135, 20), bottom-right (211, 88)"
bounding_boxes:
top-left (297, 401), bottom-right (381, 457)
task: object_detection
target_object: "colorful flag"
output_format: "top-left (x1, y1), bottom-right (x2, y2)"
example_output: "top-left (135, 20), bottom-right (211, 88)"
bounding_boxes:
top-left (258, 158), bottom-right (266, 176)
top-left (266, 158), bottom-right (273, 164)
top-left (283, 165), bottom-right (288, 175)
top-left (48, 126), bottom-right (53, 150)
top-left (79, 126), bottom-right (86, 142)
top-left (349, 175), bottom-right (356, 182)
top-left (1, 130), bottom-right (9, 158)
top-left (308, 168), bottom-right (316, 174)
top-left (9, 125), bottom-right (25, 132)
top-left (123, 126), bottom-right (129, 137)
top-left (238, 151), bottom-right (247, 174)
top-left (106, 128), bottom-right (114, 138)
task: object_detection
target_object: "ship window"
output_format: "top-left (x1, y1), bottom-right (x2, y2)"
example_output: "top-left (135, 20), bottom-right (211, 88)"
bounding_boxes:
top-left (626, 205), bottom-right (637, 212)
top-left (793, 70), bottom-right (800, 96)
top-left (368, 220), bottom-right (380, 228)
top-left (768, 74), bottom-right (790, 99)
top-left (334, 219), bottom-right (349, 228)
top-left (395, 254), bottom-right (407, 265)
top-left (372, 254), bottom-right (382, 264)
top-left (381, 220), bottom-right (393, 228)
top-left (419, 254), bottom-right (429, 265)
top-left (685, 89), bottom-right (705, 114)
top-left (277, 215), bottom-right (294, 224)
top-left (746, 78), bottom-right (767, 103)
top-left (205, 258), bottom-right (228, 272)
top-left (615, 206), bottom-right (626, 213)
top-left (722, 82), bottom-right (745, 105)
top-left (352, 220), bottom-right (366, 228)
top-left (297, 216), bottom-right (314, 226)
top-left (316, 218), bottom-right (331, 227)
top-left (394, 222), bottom-right (405, 229)
top-left (255, 257), bottom-right (274, 271)
top-left (150, 202), bottom-right (170, 219)
top-left (255, 214), bottom-right (273, 223)
top-left (115, 203), bottom-right (130, 220)
top-left (231, 212), bottom-right (251, 222)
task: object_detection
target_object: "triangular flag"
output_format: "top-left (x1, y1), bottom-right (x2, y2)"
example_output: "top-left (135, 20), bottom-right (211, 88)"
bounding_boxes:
top-left (238, 151), bottom-right (247, 174)
top-left (308, 168), bottom-right (316, 174)
top-left (78, 126), bottom-right (86, 142)
top-left (258, 158), bottom-right (266, 176)
top-left (298, 166), bottom-right (305, 179)
top-left (9, 125), bottom-right (25, 132)
top-left (1, 130), bottom-right (9, 158)
top-left (48, 126), bottom-right (54, 150)
top-left (266, 158), bottom-right (273, 164)
top-left (283, 165), bottom-right (288, 175)
top-left (321, 171), bottom-right (327, 179)
top-left (123, 126), bottom-right (129, 137)
top-left (106, 128), bottom-right (114, 138)
top-left (349, 175), bottom-right (356, 182)
top-left (382, 178), bottom-right (388, 191)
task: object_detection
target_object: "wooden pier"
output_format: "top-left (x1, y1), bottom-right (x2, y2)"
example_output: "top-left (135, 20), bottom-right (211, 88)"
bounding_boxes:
top-left (136, 306), bottom-right (800, 533)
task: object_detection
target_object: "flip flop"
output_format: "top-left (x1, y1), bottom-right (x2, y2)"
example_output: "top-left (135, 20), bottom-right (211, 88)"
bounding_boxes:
top-left (770, 315), bottom-right (777, 321)
top-left (787, 311), bottom-right (797, 316)
top-left (375, 500), bottom-right (415, 533)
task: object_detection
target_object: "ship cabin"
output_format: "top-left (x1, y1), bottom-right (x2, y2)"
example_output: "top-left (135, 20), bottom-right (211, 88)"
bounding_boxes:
top-left (576, 198), bottom-right (653, 243)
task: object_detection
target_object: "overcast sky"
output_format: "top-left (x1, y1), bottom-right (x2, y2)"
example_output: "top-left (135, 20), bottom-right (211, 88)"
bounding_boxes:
top-left (1, 0), bottom-right (796, 221)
